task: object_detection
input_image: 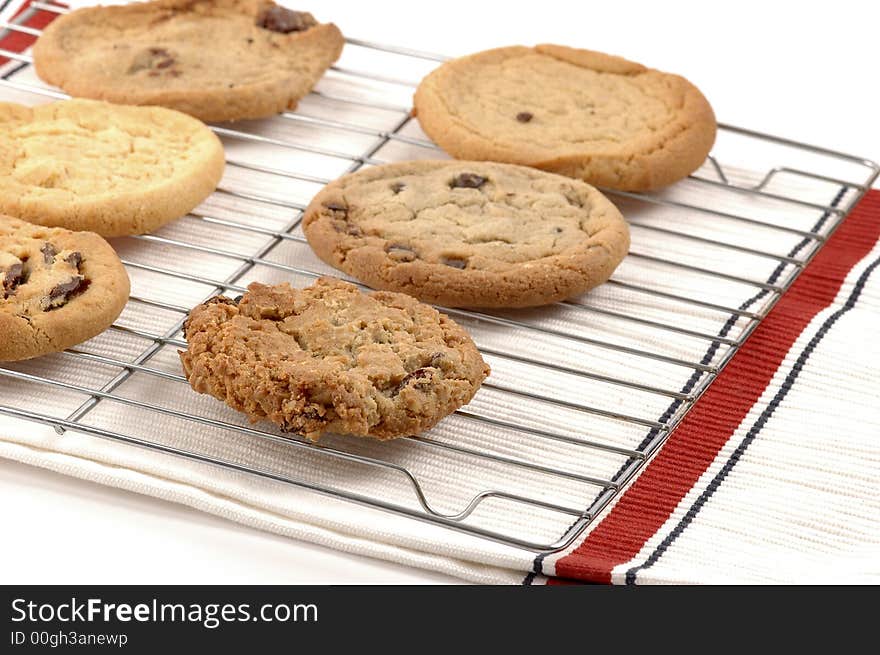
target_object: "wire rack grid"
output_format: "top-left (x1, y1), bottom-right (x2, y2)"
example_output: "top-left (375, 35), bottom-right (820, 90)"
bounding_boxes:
top-left (1, 0), bottom-right (878, 553)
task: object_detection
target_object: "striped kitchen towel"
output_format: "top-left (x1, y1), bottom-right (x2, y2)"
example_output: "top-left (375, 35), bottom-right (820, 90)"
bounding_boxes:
top-left (1, 0), bottom-right (878, 585)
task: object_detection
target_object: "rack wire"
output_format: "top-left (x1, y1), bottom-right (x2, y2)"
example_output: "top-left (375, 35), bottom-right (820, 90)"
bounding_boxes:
top-left (1, 0), bottom-right (878, 553)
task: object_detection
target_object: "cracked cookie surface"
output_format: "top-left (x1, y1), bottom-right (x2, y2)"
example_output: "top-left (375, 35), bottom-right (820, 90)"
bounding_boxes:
top-left (180, 278), bottom-right (489, 440)
top-left (0, 99), bottom-right (224, 237)
top-left (414, 45), bottom-right (716, 191)
top-left (303, 160), bottom-right (630, 308)
top-left (33, 0), bottom-right (344, 122)
top-left (0, 215), bottom-right (130, 361)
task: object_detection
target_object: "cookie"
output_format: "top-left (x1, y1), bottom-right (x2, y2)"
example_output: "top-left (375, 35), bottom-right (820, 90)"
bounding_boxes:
top-left (302, 161), bottom-right (630, 308)
top-left (0, 215), bottom-right (130, 362)
top-left (180, 278), bottom-right (489, 440)
top-left (33, 0), bottom-right (344, 122)
top-left (413, 45), bottom-right (716, 191)
top-left (0, 99), bottom-right (225, 238)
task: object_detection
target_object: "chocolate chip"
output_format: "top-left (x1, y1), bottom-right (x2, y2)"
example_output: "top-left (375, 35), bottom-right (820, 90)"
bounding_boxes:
top-left (301, 407), bottom-right (324, 420)
top-left (396, 367), bottom-right (431, 393)
top-left (41, 242), bottom-right (57, 264)
top-left (345, 225), bottom-right (363, 237)
top-left (554, 227), bottom-right (563, 234)
top-left (233, 295), bottom-right (244, 304)
top-left (129, 47), bottom-right (179, 75)
top-left (441, 257), bottom-right (467, 269)
top-left (42, 276), bottom-right (87, 310)
top-left (323, 201), bottom-right (348, 215)
top-left (256, 6), bottom-right (317, 33)
top-left (65, 251), bottom-right (83, 270)
top-left (205, 295), bottom-right (237, 307)
top-left (450, 173), bottom-right (487, 189)
top-left (516, 111), bottom-right (533, 123)
top-left (49, 277), bottom-right (82, 300)
top-left (2, 261), bottom-right (23, 298)
top-left (390, 182), bottom-right (406, 194)
top-left (246, 37), bottom-right (254, 44)
top-left (386, 243), bottom-right (417, 262)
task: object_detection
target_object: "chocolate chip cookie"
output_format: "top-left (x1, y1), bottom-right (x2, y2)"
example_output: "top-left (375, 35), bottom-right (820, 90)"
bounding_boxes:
top-left (302, 161), bottom-right (630, 308)
top-left (414, 45), bottom-right (716, 191)
top-left (180, 278), bottom-right (489, 440)
top-left (0, 215), bottom-right (130, 361)
top-left (0, 99), bottom-right (224, 237)
top-left (33, 0), bottom-right (344, 122)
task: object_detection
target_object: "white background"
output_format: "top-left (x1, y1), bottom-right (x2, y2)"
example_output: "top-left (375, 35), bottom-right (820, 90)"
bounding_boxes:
top-left (2, 0), bottom-right (878, 584)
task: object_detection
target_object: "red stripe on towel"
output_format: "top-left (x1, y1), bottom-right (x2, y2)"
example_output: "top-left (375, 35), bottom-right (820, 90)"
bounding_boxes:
top-left (0, 1), bottom-right (60, 67)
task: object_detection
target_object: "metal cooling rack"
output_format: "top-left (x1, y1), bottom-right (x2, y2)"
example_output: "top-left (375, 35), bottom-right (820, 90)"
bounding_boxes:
top-left (1, 0), bottom-right (878, 553)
